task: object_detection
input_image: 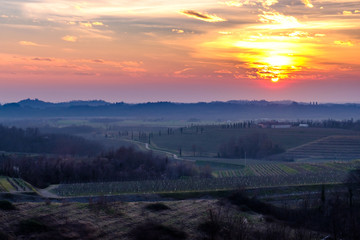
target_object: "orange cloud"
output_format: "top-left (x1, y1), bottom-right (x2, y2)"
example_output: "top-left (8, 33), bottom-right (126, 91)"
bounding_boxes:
top-left (180, 10), bottom-right (226, 22)
top-left (62, 35), bottom-right (78, 42)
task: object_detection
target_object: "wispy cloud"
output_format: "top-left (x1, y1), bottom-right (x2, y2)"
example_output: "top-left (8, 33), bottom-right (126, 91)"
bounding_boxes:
top-left (343, 11), bottom-right (352, 16)
top-left (215, 69), bottom-right (232, 74)
top-left (32, 57), bottom-right (52, 61)
top-left (334, 41), bottom-right (354, 47)
top-left (79, 22), bottom-right (93, 28)
top-left (221, 0), bottom-right (278, 8)
top-left (301, 0), bottom-right (314, 8)
top-left (222, 1), bottom-right (248, 7)
top-left (18, 41), bottom-right (42, 47)
top-left (218, 31), bottom-right (232, 35)
top-left (92, 59), bottom-right (104, 63)
top-left (259, 0), bottom-right (278, 7)
top-left (172, 29), bottom-right (184, 33)
top-left (174, 67), bottom-right (193, 75)
top-left (92, 21), bottom-right (104, 26)
top-left (180, 10), bottom-right (226, 22)
top-left (62, 35), bottom-right (78, 42)
top-left (77, 21), bottom-right (104, 27)
top-left (258, 11), bottom-right (301, 28)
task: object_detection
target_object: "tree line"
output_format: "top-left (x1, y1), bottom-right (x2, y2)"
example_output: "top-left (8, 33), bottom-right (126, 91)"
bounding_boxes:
top-left (0, 125), bottom-right (102, 156)
top-left (218, 133), bottom-right (284, 159)
top-left (0, 147), bottom-right (211, 188)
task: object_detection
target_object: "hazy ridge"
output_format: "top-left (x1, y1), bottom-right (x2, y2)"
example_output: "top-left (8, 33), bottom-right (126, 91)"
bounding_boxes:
top-left (0, 99), bottom-right (359, 120)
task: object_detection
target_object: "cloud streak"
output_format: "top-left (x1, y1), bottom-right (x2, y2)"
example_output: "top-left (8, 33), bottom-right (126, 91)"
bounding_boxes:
top-left (180, 10), bottom-right (226, 22)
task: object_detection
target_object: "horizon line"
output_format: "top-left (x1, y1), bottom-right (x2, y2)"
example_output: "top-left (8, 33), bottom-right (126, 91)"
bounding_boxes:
top-left (1, 98), bottom-right (360, 105)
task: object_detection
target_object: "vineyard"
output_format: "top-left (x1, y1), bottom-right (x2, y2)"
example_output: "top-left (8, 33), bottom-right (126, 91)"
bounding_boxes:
top-left (52, 161), bottom-right (357, 196)
top-left (272, 136), bottom-right (360, 161)
top-left (212, 160), bottom-right (355, 178)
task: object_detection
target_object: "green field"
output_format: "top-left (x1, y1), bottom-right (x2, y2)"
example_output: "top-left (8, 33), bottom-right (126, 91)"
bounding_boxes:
top-left (0, 177), bottom-right (15, 192)
top-left (0, 176), bottom-right (34, 193)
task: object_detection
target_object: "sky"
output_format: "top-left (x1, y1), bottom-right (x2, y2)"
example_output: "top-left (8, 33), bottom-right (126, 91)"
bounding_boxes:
top-left (0, 0), bottom-right (359, 103)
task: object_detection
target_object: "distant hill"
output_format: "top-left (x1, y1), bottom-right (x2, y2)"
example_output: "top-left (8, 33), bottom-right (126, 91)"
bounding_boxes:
top-left (0, 99), bottom-right (359, 120)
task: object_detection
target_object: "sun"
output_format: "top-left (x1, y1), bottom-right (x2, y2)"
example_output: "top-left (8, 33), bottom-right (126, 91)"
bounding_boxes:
top-left (257, 55), bottom-right (293, 83)
top-left (264, 55), bottom-right (291, 67)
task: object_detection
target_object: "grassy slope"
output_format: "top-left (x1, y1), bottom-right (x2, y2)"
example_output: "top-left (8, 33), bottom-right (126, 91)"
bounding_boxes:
top-left (0, 177), bottom-right (15, 192)
top-left (0, 177), bottom-right (35, 193)
top-left (0, 200), bottom-right (221, 240)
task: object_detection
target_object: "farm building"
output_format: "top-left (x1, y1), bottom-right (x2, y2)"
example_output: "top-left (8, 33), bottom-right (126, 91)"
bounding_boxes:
top-left (271, 124), bottom-right (291, 129)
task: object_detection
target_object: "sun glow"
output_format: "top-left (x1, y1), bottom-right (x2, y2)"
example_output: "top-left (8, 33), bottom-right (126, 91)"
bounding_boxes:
top-left (248, 54), bottom-right (295, 83)
top-left (264, 55), bottom-right (291, 67)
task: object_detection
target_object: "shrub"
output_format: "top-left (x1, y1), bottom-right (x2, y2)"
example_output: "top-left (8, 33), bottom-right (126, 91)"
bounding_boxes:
top-left (198, 208), bottom-right (250, 240)
top-left (0, 200), bottom-right (16, 211)
top-left (17, 218), bottom-right (50, 234)
top-left (0, 231), bottom-right (9, 240)
top-left (145, 203), bottom-right (170, 211)
top-left (129, 222), bottom-right (187, 240)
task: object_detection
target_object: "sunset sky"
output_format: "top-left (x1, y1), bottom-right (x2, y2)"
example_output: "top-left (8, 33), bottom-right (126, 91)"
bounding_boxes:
top-left (0, 0), bottom-right (359, 103)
